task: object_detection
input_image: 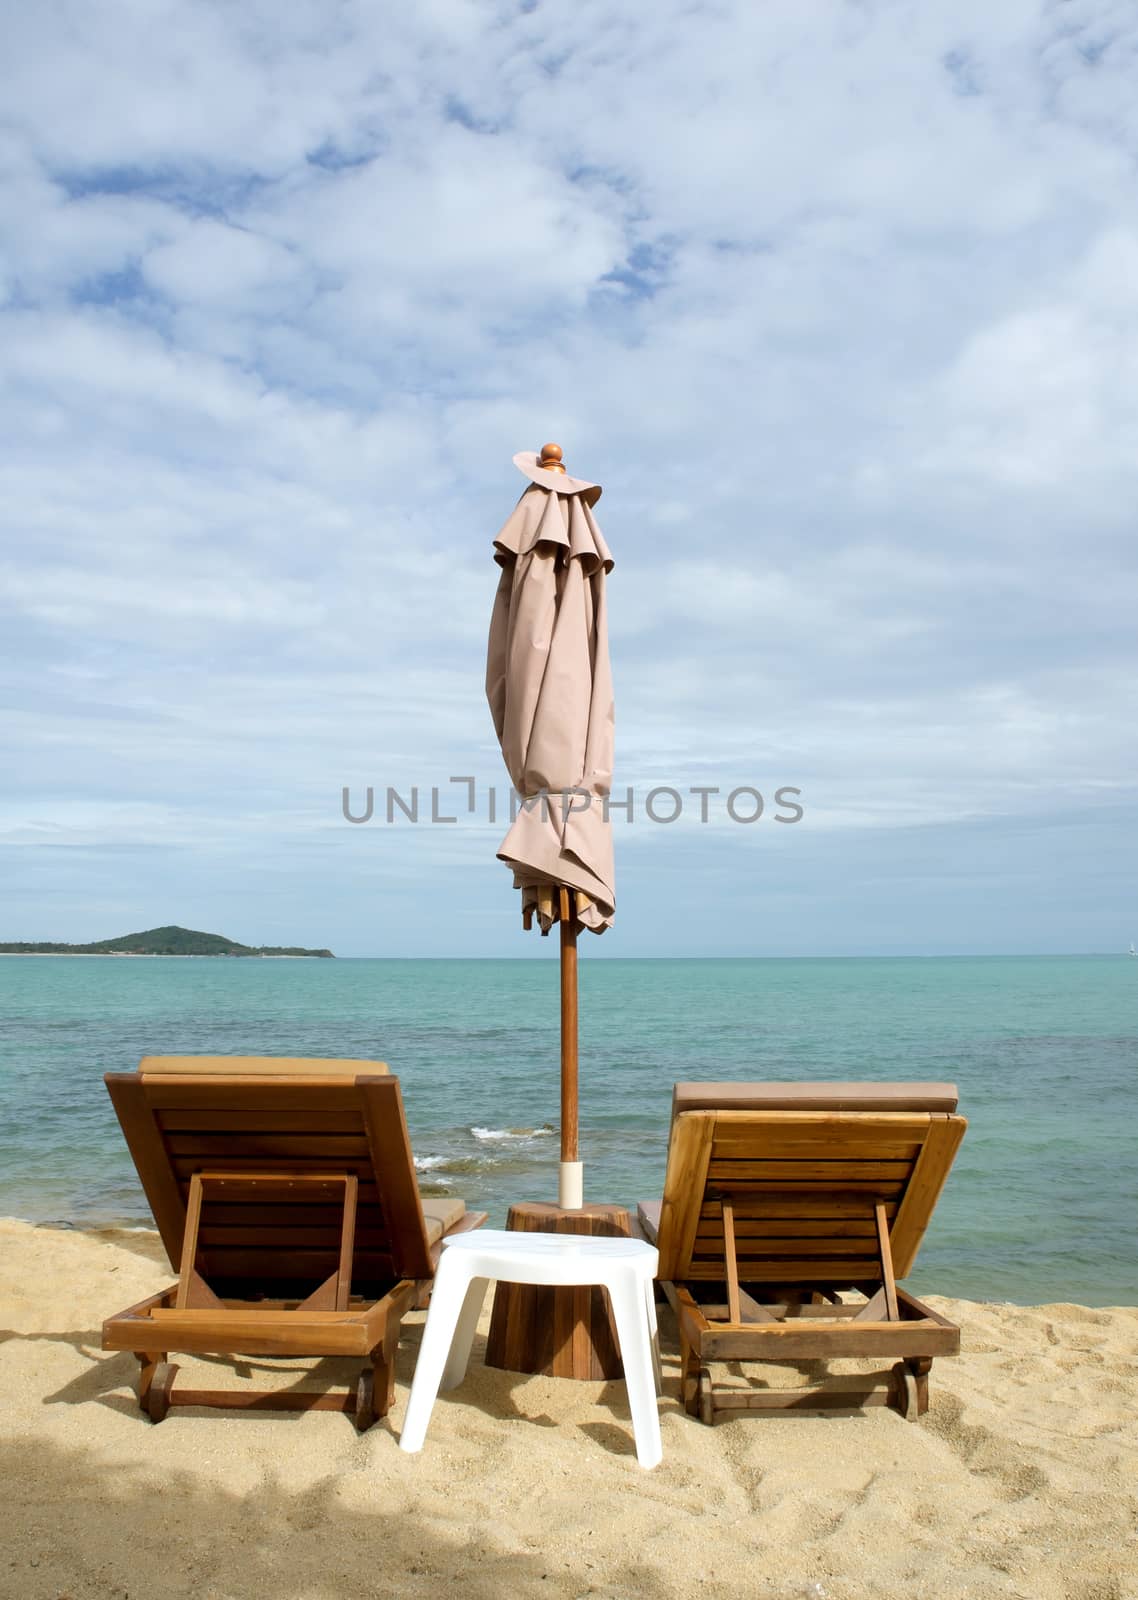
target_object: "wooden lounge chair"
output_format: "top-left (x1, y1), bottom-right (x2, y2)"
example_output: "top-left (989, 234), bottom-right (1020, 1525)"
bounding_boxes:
top-left (638, 1081), bottom-right (966, 1424)
top-left (102, 1055), bottom-right (485, 1429)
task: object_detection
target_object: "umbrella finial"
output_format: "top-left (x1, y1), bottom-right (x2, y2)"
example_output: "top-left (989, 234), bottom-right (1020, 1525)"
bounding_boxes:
top-left (538, 442), bottom-right (567, 474)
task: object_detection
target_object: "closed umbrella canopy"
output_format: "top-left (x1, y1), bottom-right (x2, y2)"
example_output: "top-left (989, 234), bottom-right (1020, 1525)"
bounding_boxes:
top-left (485, 443), bottom-right (615, 1210)
top-left (486, 447), bottom-right (615, 933)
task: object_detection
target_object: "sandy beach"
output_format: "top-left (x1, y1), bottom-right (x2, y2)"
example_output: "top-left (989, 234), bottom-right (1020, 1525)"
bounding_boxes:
top-left (1, 1219), bottom-right (1135, 1600)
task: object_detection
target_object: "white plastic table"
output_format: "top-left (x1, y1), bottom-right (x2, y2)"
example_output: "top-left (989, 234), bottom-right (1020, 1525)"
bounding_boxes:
top-left (399, 1228), bottom-right (663, 1468)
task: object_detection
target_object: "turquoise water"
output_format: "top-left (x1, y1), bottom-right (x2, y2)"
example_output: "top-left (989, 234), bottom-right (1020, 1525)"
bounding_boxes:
top-left (0, 954), bottom-right (1135, 1305)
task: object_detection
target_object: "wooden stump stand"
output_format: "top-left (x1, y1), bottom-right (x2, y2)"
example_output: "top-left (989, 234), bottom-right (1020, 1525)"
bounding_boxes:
top-left (484, 1201), bottom-right (632, 1379)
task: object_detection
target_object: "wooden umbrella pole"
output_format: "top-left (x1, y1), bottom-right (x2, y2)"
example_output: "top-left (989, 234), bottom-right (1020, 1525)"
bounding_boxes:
top-left (558, 886), bottom-right (582, 1209)
top-left (544, 442), bottom-right (582, 1210)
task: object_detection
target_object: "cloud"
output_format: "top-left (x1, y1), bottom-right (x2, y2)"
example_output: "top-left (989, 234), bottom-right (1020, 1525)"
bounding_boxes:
top-left (1, 0), bottom-right (1135, 952)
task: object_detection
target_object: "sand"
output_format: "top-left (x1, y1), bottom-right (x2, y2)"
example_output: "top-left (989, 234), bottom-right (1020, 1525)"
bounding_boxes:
top-left (1, 1218), bottom-right (1135, 1600)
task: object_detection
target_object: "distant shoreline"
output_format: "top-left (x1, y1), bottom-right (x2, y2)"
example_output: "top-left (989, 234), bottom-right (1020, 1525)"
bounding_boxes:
top-left (0, 951), bottom-right (325, 959)
top-left (0, 924), bottom-right (334, 959)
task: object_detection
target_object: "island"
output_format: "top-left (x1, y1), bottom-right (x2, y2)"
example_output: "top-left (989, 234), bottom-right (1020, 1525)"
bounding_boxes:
top-left (0, 925), bottom-right (335, 958)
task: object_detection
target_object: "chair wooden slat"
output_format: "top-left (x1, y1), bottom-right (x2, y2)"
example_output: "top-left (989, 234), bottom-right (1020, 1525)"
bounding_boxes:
top-left (105, 1074), bottom-right (193, 1269)
top-left (710, 1137), bottom-right (922, 1161)
top-left (707, 1160), bottom-right (914, 1181)
top-left (686, 1256), bottom-right (887, 1282)
top-left (164, 1134), bottom-right (373, 1161)
top-left (692, 1236), bottom-right (889, 1258)
top-left (358, 1077), bottom-right (434, 1281)
top-left (695, 1219), bottom-right (878, 1240)
top-left (143, 1081), bottom-right (366, 1111)
top-left (157, 1109), bottom-right (368, 1133)
top-left (698, 1197), bottom-right (899, 1221)
top-left (704, 1180), bottom-right (908, 1197)
top-left (656, 1111), bottom-right (716, 1280)
top-left (888, 1114), bottom-right (967, 1277)
top-left (170, 1155), bottom-right (379, 1183)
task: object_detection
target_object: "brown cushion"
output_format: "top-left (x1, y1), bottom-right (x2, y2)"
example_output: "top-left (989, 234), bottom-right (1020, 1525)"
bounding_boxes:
top-left (672, 1080), bottom-right (959, 1114)
top-left (420, 1196), bottom-right (467, 1246)
top-left (139, 1055), bottom-right (389, 1077)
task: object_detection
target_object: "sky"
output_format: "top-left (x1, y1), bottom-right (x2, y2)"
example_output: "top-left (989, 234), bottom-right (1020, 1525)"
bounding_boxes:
top-left (1, 0), bottom-right (1136, 957)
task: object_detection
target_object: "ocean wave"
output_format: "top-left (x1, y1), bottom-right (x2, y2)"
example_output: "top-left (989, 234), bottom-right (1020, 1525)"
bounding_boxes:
top-left (470, 1125), bottom-right (554, 1143)
top-left (412, 1145), bottom-right (550, 1185)
top-left (420, 1155), bottom-right (524, 1176)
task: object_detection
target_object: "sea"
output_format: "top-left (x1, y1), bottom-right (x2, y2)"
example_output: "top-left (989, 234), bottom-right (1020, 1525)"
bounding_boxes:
top-left (1, 954), bottom-right (1135, 1307)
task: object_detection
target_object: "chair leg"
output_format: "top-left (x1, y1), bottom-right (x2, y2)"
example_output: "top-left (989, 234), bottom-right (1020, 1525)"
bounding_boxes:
top-left (369, 1318), bottom-right (402, 1420)
top-left (399, 1253), bottom-right (472, 1454)
top-left (135, 1352), bottom-right (163, 1413)
top-left (679, 1325), bottom-right (701, 1416)
top-left (146, 1360), bottom-right (178, 1423)
top-left (354, 1368), bottom-right (376, 1433)
top-left (440, 1276), bottom-right (490, 1392)
top-left (607, 1275), bottom-right (663, 1470)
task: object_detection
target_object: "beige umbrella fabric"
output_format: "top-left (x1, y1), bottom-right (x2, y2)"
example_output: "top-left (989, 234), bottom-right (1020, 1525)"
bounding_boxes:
top-left (486, 448), bottom-right (615, 933)
top-left (485, 444), bottom-right (615, 1210)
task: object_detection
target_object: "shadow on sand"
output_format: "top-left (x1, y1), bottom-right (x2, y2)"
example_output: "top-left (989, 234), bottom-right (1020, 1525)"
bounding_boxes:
top-left (1, 1431), bottom-right (613, 1600)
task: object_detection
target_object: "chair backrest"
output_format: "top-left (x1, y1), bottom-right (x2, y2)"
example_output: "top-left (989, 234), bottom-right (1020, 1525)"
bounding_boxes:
top-left (105, 1056), bottom-right (433, 1292)
top-left (656, 1082), bottom-right (966, 1285)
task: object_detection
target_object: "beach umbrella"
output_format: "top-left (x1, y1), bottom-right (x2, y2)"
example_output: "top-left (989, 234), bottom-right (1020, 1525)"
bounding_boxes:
top-left (486, 443), bottom-right (615, 1210)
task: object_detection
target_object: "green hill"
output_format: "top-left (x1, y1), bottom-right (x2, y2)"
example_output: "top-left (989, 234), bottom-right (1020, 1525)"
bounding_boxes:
top-left (0, 924), bottom-right (334, 958)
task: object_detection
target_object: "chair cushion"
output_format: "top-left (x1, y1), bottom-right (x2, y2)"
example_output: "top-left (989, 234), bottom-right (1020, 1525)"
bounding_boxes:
top-left (420, 1196), bottom-right (467, 1246)
top-left (635, 1201), bottom-right (662, 1243)
top-left (138, 1055), bottom-right (389, 1077)
top-left (672, 1080), bottom-right (959, 1114)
